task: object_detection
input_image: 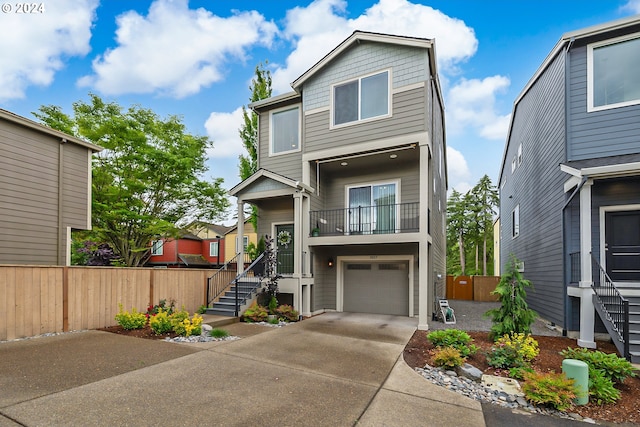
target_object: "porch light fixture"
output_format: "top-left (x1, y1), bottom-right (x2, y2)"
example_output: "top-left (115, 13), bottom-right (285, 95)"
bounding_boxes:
top-left (328, 257), bottom-right (334, 268)
top-left (341, 162), bottom-right (348, 166)
top-left (390, 154), bottom-right (397, 159)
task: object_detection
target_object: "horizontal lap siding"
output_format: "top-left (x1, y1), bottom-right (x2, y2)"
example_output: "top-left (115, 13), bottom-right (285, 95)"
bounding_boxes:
top-left (305, 88), bottom-right (426, 153)
top-left (258, 111), bottom-right (303, 181)
top-left (568, 45), bottom-right (640, 160)
top-left (500, 52), bottom-right (566, 327)
top-left (0, 121), bottom-right (60, 265)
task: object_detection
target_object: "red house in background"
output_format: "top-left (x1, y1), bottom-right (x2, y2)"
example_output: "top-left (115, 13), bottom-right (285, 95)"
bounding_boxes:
top-left (147, 223), bottom-right (231, 269)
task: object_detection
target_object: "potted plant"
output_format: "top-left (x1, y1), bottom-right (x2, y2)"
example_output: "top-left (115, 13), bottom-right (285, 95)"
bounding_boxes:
top-left (311, 223), bottom-right (320, 237)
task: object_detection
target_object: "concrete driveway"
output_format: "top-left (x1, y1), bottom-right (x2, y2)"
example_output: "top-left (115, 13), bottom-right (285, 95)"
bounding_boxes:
top-left (0, 312), bottom-right (485, 427)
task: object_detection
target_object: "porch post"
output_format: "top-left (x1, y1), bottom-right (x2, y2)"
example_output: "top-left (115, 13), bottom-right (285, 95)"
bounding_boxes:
top-left (578, 180), bottom-right (596, 348)
top-left (418, 139), bottom-right (429, 330)
top-left (237, 201), bottom-right (245, 269)
top-left (293, 191), bottom-right (304, 315)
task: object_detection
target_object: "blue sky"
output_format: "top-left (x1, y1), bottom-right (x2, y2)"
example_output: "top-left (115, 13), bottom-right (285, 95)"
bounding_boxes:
top-left (2, 0), bottom-right (640, 222)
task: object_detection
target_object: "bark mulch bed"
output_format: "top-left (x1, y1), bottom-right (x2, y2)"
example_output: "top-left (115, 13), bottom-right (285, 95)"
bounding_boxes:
top-left (404, 330), bottom-right (640, 425)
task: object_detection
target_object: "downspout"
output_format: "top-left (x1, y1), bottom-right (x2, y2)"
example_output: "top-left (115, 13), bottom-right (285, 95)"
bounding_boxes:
top-left (562, 37), bottom-right (576, 336)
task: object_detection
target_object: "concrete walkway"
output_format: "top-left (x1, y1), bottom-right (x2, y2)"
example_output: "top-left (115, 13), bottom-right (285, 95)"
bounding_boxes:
top-left (0, 312), bottom-right (486, 427)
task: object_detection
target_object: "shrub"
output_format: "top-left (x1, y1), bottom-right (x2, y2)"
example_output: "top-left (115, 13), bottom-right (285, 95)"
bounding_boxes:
top-left (146, 299), bottom-right (175, 319)
top-left (275, 304), bottom-right (299, 322)
top-left (243, 301), bottom-right (268, 322)
top-left (148, 309), bottom-right (173, 334)
top-left (485, 255), bottom-right (537, 340)
top-left (560, 347), bottom-right (636, 383)
top-left (508, 366), bottom-right (534, 380)
top-left (487, 333), bottom-right (539, 369)
top-left (587, 365), bottom-right (621, 404)
top-left (268, 317), bottom-right (280, 325)
top-left (522, 371), bottom-right (579, 411)
top-left (197, 305), bottom-right (207, 314)
top-left (432, 347), bottom-right (465, 369)
top-left (171, 310), bottom-right (203, 337)
top-left (268, 296), bottom-right (278, 315)
top-left (115, 303), bottom-right (147, 330)
top-left (209, 328), bottom-right (229, 339)
top-left (427, 329), bottom-right (478, 358)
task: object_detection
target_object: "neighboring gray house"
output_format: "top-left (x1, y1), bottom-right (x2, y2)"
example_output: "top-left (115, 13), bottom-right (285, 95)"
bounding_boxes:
top-left (498, 16), bottom-right (640, 360)
top-left (230, 31), bottom-right (447, 329)
top-left (0, 109), bottom-right (101, 266)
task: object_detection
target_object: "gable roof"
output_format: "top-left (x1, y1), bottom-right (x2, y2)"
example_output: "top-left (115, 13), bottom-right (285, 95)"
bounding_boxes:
top-left (292, 30), bottom-right (436, 90)
top-left (0, 109), bottom-right (102, 152)
top-left (228, 168), bottom-right (314, 197)
top-left (499, 15), bottom-right (640, 184)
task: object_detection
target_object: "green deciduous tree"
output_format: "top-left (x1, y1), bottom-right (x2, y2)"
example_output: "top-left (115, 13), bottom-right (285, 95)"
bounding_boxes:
top-left (238, 62), bottom-right (272, 229)
top-left (35, 94), bottom-right (229, 267)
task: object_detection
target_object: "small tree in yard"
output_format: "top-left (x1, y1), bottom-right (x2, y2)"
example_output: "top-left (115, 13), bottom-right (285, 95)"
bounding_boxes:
top-left (485, 255), bottom-right (537, 340)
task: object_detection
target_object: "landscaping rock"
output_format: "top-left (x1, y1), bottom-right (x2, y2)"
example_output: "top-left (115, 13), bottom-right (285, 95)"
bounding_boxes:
top-left (458, 363), bottom-right (483, 382)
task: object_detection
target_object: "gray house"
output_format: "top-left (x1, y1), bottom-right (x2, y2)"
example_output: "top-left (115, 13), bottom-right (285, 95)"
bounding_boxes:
top-left (498, 16), bottom-right (640, 360)
top-left (0, 109), bottom-right (101, 266)
top-left (230, 31), bottom-right (447, 329)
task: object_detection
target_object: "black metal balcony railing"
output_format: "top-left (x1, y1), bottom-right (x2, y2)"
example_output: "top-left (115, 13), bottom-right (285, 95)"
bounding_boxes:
top-left (309, 202), bottom-right (419, 236)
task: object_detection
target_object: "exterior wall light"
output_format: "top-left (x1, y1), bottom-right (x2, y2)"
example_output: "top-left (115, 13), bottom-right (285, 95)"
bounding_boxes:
top-left (328, 257), bottom-right (334, 268)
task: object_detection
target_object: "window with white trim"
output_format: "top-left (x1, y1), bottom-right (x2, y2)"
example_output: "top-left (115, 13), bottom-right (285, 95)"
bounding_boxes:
top-left (588, 33), bottom-right (640, 111)
top-left (270, 106), bottom-right (300, 155)
top-left (512, 205), bottom-right (520, 238)
top-left (209, 241), bottom-right (219, 257)
top-left (151, 240), bottom-right (163, 256)
top-left (517, 144), bottom-right (522, 166)
top-left (235, 236), bottom-right (249, 252)
top-left (332, 70), bottom-right (390, 126)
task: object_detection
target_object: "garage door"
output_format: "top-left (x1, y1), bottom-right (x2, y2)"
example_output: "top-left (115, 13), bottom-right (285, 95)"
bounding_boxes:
top-left (343, 261), bottom-right (409, 316)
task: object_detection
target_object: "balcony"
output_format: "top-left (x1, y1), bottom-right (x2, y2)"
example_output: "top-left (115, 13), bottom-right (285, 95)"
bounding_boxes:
top-left (309, 202), bottom-right (419, 236)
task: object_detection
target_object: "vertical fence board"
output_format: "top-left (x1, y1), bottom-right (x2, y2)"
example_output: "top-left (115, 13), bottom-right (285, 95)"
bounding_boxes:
top-left (0, 266), bottom-right (209, 339)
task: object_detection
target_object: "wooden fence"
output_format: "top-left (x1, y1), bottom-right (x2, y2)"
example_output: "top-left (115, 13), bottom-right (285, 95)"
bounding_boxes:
top-left (0, 265), bottom-right (212, 341)
top-left (446, 275), bottom-right (500, 302)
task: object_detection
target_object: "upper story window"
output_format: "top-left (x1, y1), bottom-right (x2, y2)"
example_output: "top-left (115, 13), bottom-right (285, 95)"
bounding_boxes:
top-left (235, 235), bottom-right (249, 253)
top-left (270, 106), bottom-right (300, 155)
top-left (512, 205), bottom-right (520, 239)
top-left (209, 241), bottom-right (219, 257)
top-left (151, 240), bottom-right (163, 256)
top-left (588, 33), bottom-right (640, 112)
top-left (332, 70), bottom-right (390, 127)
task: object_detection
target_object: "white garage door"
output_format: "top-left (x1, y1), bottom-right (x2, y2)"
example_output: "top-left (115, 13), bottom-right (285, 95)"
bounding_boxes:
top-left (343, 261), bottom-right (409, 316)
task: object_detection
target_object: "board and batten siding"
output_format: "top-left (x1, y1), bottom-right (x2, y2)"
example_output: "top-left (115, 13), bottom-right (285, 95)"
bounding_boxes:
top-left (567, 43), bottom-right (640, 161)
top-left (500, 51), bottom-right (567, 328)
top-left (1, 119), bottom-right (92, 265)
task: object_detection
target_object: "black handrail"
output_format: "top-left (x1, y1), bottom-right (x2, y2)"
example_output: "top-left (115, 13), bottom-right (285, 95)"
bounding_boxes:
top-left (309, 202), bottom-right (419, 236)
top-left (233, 252), bottom-right (265, 316)
top-left (590, 252), bottom-right (630, 360)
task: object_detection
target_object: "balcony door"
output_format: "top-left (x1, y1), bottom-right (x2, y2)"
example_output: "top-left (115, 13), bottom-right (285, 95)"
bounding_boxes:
top-left (347, 181), bottom-right (398, 235)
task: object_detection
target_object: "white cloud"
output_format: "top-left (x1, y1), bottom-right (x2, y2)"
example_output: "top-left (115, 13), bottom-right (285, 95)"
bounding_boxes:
top-left (447, 75), bottom-right (511, 141)
top-left (78, 0), bottom-right (277, 98)
top-left (446, 146), bottom-right (472, 193)
top-left (271, 0), bottom-right (477, 93)
top-left (204, 107), bottom-right (245, 158)
top-left (0, 0), bottom-right (97, 101)
top-left (622, 0), bottom-right (640, 13)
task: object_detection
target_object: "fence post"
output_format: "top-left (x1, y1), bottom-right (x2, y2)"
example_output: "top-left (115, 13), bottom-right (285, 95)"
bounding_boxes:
top-left (62, 266), bottom-right (69, 332)
top-left (149, 269), bottom-right (155, 309)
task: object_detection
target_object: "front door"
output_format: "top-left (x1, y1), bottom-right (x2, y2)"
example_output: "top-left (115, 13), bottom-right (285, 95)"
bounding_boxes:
top-left (605, 210), bottom-right (640, 281)
top-left (275, 224), bottom-right (294, 274)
